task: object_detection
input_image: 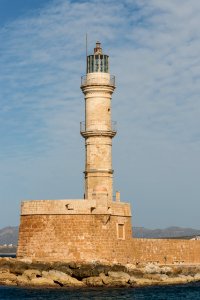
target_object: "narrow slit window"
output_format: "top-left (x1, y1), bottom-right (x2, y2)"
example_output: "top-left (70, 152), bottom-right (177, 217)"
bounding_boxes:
top-left (117, 224), bottom-right (125, 239)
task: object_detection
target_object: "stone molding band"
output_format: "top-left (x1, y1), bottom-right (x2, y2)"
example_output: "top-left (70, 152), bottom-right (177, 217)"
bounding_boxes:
top-left (81, 130), bottom-right (116, 138)
top-left (84, 168), bottom-right (113, 174)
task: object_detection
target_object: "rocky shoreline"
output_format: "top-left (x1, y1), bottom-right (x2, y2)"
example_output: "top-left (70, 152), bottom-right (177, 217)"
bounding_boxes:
top-left (0, 258), bottom-right (200, 288)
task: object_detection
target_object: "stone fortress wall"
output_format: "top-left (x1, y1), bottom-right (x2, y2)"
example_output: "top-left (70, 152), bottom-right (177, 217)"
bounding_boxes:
top-left (17, 199), bottom-right (200, 264)
top-left (131, 238), bottom-right (200, 265)
top-left (17, 199), bottom-right (133, 263)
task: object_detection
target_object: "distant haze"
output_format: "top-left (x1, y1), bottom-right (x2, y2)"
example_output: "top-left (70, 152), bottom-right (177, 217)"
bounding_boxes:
top-left (0, 0), bottom-right (200, 229)
top-left (1, 226), bottom-right (200, 245)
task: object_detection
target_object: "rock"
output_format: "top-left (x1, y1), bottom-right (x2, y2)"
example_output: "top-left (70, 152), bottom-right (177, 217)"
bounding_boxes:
top-left (29, 261), bottom-right (52, 272)
top-left (102, 277), bottom-right (128, 287)
top-left (18, 258), bottom-right (33, 264)
top-left (100, 272), bottom-right (129, 287)
top-left (99, 272), bottom-right (107, 279)
top-left (1, 279), bottom-right (17, 286)
top-left (0, 268), bottom-right (10, 274)
top-left (16, 275), bottom-right (31, 286)
top-left (1, 259), bottom-right (200, 288)
top-left (143, 274), bottom-right (163, 281)
top-left (194, 273), bottom-right (200, 280)
top-left (0, 271), bottom-right (18, 286)
top-left (17, 273), bottom-right (55, 288)
top-left (125, 264), bottom-right (136, 272)
top-left (108, 271), bottom-right (130, 282)
top-left (70, 263), bottom-right (114, 278)
top-left (109, 264), bottom-right (127, 273)
top-left (9, 261), bottom-right (30, 275)
top-left (42, 270), bottom-right (84, 287)
top-left (30, 277), bottom-right (56, 286)
top-left (160, 266), bottom-right (172, 275)
top-left (163, 276), bottom-right (193, 285)
top-left (23, 269), bottom-right (42, 280)
top-left (69, 264), bottom-right (99, 278)
top-left (144, 264), bottom-right (161, 274)
top-left (172, 266), bottom-right (183, 276)
top-left (178, 274), bottom-right (193, 281)
top-left (82, 276), bottom-right (103, 287)
top-left (50, 262), bottom-right (73, 276)
top-left (68, 262), bottom-right (81, 269)
top-left (0, 259), bottom-right (13, 274)
top-left (160, 274), bottom-right (169, 280)
top-left (129, 276), bottom-right (137, 286)
top-left (181, 266), bottom-right (200, 276)
top-left (134, 278), bottom-right (154, 286)
top-left (128, 268), bottom-right (144, 278)
top-left (69, 263), bottom-right (127, 278)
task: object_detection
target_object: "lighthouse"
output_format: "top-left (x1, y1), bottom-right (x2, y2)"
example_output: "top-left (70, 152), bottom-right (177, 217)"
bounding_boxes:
top-left (17, 41), bottom-right (132, 264)
top-left (81, 42), bottom-right (116, 203)
top-left (15, 41), bottom-right (200, 267)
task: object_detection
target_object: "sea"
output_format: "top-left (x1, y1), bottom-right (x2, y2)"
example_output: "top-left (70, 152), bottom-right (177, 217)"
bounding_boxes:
top-left (0, 283), bottom-right (200, 300)
top-left (0, 255), bottom-right (16, 258)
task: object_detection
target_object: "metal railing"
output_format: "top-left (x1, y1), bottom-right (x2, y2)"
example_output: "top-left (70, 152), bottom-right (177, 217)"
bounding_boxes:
top-left (80, 121), bottom-right (117, 133)
top-left (81, 74), bottom-right (115, 86)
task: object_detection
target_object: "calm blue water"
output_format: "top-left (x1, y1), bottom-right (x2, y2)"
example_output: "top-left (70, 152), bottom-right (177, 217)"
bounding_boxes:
top-left (0, 255), bottom-right (16, 258)
top-left (0, 283), bottom-right (200, 300)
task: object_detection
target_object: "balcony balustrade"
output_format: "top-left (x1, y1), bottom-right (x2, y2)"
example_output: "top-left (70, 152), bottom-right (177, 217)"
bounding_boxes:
top-left (80, 121), bottom-right (117, 138)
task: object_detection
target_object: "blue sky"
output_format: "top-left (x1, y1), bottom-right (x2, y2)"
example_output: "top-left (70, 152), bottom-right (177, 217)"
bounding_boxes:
top-left (0, 0), bottom-right (52, 25)
top-left (0, 0), bottom-right (200, 229)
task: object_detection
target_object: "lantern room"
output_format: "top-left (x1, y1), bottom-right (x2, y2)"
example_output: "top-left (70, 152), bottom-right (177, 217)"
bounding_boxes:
top-left (87, 41), bottom-right (109, 73)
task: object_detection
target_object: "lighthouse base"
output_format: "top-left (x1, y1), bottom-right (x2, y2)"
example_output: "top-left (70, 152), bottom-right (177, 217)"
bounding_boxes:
top-left (17, 199), bottom-right (200, 265)
top-left (17, 199), bottom-right (133, 264)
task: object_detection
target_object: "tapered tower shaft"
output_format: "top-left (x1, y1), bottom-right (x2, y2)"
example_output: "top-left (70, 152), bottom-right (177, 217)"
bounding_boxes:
top-left (81, 42), bottom-right (116, 202)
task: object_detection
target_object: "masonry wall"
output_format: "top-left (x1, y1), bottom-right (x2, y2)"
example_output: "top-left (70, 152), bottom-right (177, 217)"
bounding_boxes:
top-left (17, 214), bottom-right (133, 264)
top-left (18, 213), bottom-right (200, 264)
top-left (131, 238), bottom-right (200, 264)
top-left (17, 199), bottom-right (200, 265)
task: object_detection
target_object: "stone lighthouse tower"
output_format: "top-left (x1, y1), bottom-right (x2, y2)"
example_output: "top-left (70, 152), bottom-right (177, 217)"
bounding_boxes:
top-left (16, 41), bottom-right (200, 266)
top-left (81, 41), bottom-right (116, 203)
top-left (17, 42), bottom-right (133, 264)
